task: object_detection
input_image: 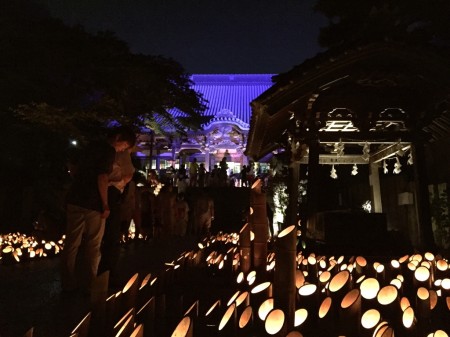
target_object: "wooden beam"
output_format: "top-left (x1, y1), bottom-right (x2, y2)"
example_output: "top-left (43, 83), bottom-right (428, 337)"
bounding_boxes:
top-left (370, 143), bottom-right (411, 163)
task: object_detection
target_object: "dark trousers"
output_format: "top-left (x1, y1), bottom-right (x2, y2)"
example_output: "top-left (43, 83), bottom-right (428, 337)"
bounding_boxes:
top-left (98, 186), bottom-right (122, 281)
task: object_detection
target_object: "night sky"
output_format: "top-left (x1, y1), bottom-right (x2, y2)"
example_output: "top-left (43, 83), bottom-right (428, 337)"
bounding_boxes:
top-left (38, 0), bottom-right (327, 74)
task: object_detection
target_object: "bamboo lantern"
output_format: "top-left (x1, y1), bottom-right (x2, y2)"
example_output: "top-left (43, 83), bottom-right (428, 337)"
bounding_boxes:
top-left (130, 324), bottom-right (144, 337)
top-left (184, 300), bottom-right (200, 320)
top-left (274, 225), bottom-right (297, 330)
top-left (238, 305), bottom-right (254, 337)
top-left (201, 299), bottom-right (221, 336)
top-left (373, 262), bottom-right (386, 284)
top-left (120, 273), bottom-right (139, 316)
top-left (416, 286), bottom-right (431, 333)
top-left (171, 316), bottom-right (193, 337)
top-left (115, 313), bottom-right (135, 337)
top-left (295, 270), bottom-right (306, 290)
top-left (293, 308), bottom-right (310, 335)
top-left (22, 328), bottom-right (33, 337)
top-left (71, 312), bottom-right (91, 337)
top-left (264, 308), bottom-right (286, 337)
top-left (239, 223), bottom-right (252, 275)
top-left (136, 297), bottom-right (156, 337)
top-left (435, 258), bottom-right (448, 280)
top-left (386, 259), bottom-right (401, 282)
top-left (286, 331), bottom-right (303, 337)
top-left (373, 322), bottom-right (393, 337)
top-left (250, 178), bottom-right (268, 282)
top-left (360, 309), bottom-right (381, 337)
top-left (307, 255), bottom-right (319, 284)
top-left (318, 297), bottom-right (335, 336)
top-left (414, 265), bottom-right (432, 289)
top-left (297, 283), bottom-right (319, 314)
top-left (340, 289), bottom-right (362, 337)
top-left (376, 285), bottom-right (400, 323)
top-left (113, 308), bottom-right (135, 337)
top-left (235, 291), bottom-right (250, 313)
top-left (218, 302), bottom-right (237, 337)
top-left (251, 281), bottom-right (272, 311)
top-left (328, 270), bottom-right (350, 304)
top-left (105, 293), bottom-right (117, 335)
top-left (401, 306), bottom-right (417, 336)
top-left (360, 277), bottom-right (380, 312)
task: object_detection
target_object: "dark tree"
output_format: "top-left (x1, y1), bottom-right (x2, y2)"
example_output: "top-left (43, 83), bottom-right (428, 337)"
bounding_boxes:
top-left (314, 0), bottom-right (450, 49)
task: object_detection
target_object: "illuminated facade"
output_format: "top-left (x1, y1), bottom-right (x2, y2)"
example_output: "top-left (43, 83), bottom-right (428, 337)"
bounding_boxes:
top-left (136, 74), bottom-right (274, 174)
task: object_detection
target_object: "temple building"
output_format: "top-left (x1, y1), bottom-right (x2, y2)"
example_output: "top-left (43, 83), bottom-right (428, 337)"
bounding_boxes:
top-left (135, 74), bottom-right (274, 175)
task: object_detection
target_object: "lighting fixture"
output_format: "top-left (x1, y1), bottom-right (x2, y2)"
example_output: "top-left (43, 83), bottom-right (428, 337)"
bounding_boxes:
top-left (351, 164), bottom-right (358, 176)
top-left (393, 157), bottom-right (402, 174)
top-left (330, 165), bottom-right (338, 179)
top-left (362, 142), bottom-right (370, 161)
top-left (383, 160), bottom-right (388, 174)
top-left (407, 152), bottom-right (413, 165)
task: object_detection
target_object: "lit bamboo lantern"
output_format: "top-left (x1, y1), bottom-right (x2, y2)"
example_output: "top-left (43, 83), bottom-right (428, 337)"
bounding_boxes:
top-left (360, 277), bottom-right (380, 312)
top-left (137, 273), bottom-right (152, 309)
top-left (71, 312), bottom-right (91, 337)
top-left (171, 316), bottom-right (193, 337)
top-left (264, 308), bottom-right (286, 336)
top-left (184, 300), bottom-right (200, 322)
top-left (360, 309), bottom-right (381, 337)
top-left (373, 262), bottom-right (386, 283)
top-left (274, 225), bottom-right (297, 330)
top-left (120, 273), bottom-right (139, 317)
top-left (238, 305), bottom-right (253, 337)
top-left (297, 283), bottom-right (319, 314)
top-left (416, 286), bottom-right (431, 332)
top-left (251, 281), bottom-right (272, 310)
top-left (239, 223), bottom-right (252, 275)
top-left (21, 327), bottom-right (33, 337)
top-left (218, 302), bottom-right (237, 337)
top-left (340, 289), bottom-right (362, 337)
top-left (414, 265), bottom-right (432, 289)
top-left (376, 285), bottom-right (400, 323)
top-left (307, 255), bottom-right (319, 283)
top-left (295, 269), bottom-right (306, 289)
top-left (401, 306), bottom-right (417, 335)
top-left (113, 308), bottom-right (135, 337)
top-left (136, 297), bottom-right (156, 337)
top-left (435, 258), bottom-right (448, 280)
top-left (355, 256), bottom-right (368, 277)
top-left (318, 297), bottom-right (335, 336)
top-left (286, 331), bottom-right (303, 337)
top-left (374, 323), bottom-right (394, 337)
top-left (203, 300), bottom-right (221, 334)
top-left (328, 270), bottom-right (350, 303)
top-left (105, 293), bottom-right (117, 335)
top-left (115, 312), bottom-right (135, 337)
top-left (130, 324), bottom-right (144, 337)
top-left (235, 291), bottom-right (250, 317)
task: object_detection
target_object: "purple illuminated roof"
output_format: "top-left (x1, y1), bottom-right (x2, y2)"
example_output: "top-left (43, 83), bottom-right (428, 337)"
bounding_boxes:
top-left (172, 74), bottom-right (274, 126)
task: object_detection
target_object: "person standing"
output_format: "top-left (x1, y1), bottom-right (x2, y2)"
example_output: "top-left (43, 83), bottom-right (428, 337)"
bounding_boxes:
top-left (61, 126), bottom-right (135, 295)
top-left (98, 128), bottom-right (136, 286)
top-left (198, 163), bottom-right (206, 188)
top-left (189, 158), bottom-right (199, 187)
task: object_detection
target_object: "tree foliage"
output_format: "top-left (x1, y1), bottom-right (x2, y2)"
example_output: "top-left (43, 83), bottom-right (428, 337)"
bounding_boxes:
top-left (314, 0), bottom-right (450, 49)
top-left (0, 0), bottom-right (208, 185)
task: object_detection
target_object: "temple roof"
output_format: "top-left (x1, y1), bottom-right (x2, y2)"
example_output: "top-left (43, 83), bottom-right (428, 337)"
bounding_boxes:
top-left (173, 74), bottom-right (274, 126)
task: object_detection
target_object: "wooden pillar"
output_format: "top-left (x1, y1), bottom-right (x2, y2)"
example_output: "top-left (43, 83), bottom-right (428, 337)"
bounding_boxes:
top-left (412, 136), bottom-right (436, 250)
top-left (204, 149), bottom-right (210, 172)
top-left (306, 135), bottom-right (320, 237)
top-left (369, 162), bottom-right (383, 213)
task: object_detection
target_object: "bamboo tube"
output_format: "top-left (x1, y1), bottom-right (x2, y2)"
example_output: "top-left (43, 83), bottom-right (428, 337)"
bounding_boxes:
top-left (339, 289), bottom-right (362, 337)
top-left (413, 265), bottom-right (432, 289)
top-left (293, 308), bottom-right (310, 335)
top-left (113, 308), bottom-right (135, 337)
top-left (22, 328), bottom-right (33, 337)
top-left (120, 273), bottom-right (139, 316)
top-left (250, 179), bottom-right (268, 282)
top-left (286, 331), bottom-right (303, 337)
top-left (237, 305), bottom-right (254, 337)
top-left (136, 297), bottom-right (156, 337)
top-left (218, 303), bottom-right (237, 337)
top-left (115, 313), bottom-right (135, 337)
top-left (328, 270), bottom-right (351, 305)
top-left (138, 273), bottom-right (152, 308)
top-left (360, 308), bottom-right (381, 337)
top-left (250, 282), bottom-right (272, 310)
top-left (130, 324), bottom-right (144, 337)
top-left (264, 308), bottom-right (286, 337)
top-left (274, 225), bottom-right (297, 330)
top-left (297, 283), bottom-right (319, 315)
top-left (376, 285), bottom-right (401, 326)
top-left (105, 293), bottom-right (117, 336)
top-left (360, 277), bottom-right (380, 313)
top-left (318, 296), bottom-right (335, 336)
top-left (171, 316), bottom-right (193, 337)
top-left (71, 312), bottom-right (91, 337)
top-left (239, 223), bottom-right (252, 275)
top-left (400, 306), bottom-right (417, 336)
top-left (201, 299), bottom-right (221, 337)
top-left (415, 287), bottom-right (431, 334)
